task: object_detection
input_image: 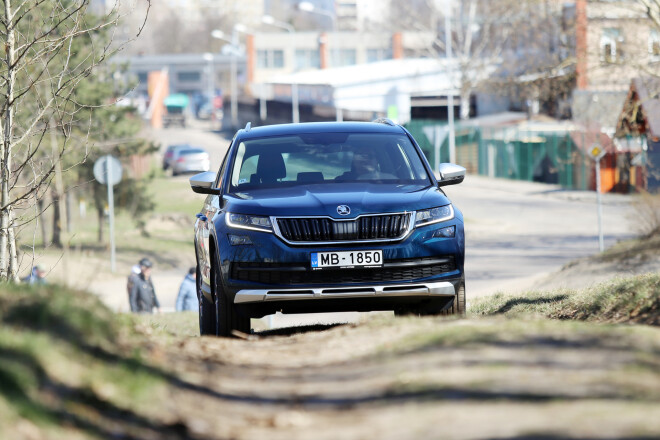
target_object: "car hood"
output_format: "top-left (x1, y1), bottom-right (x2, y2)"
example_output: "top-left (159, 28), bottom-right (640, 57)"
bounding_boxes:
top-left (224, 183), bottom-right (451, 218)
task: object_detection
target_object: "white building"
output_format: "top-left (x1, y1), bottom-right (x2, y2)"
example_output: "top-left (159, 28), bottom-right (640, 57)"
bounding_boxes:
top-left (258, 58), bottom-right (504, 124)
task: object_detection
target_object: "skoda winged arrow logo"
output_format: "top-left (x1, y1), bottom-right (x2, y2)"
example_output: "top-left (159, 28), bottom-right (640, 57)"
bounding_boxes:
top-left (337, 205), bottom-right (351, 216)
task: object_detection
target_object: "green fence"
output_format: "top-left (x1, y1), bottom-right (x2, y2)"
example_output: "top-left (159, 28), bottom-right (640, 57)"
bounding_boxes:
top-left (405, 120), bottom-right (590, 190)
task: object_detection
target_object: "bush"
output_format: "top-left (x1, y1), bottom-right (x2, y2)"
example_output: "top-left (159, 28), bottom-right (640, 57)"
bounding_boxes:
top-left (630, 190), bottom-right (660, 238)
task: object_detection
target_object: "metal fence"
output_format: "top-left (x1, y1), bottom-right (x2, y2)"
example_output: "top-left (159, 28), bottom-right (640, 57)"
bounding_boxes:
top-left (405, 120), bottom-right (591, 190)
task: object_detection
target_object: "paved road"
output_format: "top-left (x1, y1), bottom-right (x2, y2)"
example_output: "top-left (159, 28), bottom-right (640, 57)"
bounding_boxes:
top-left (446, 175), bottom-right (632, 298)
top-left (152, 121), bottom-right (634, 326)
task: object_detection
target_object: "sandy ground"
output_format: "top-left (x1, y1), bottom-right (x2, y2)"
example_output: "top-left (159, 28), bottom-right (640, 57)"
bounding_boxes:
top-left (141, 315), bottom-right (660, 440)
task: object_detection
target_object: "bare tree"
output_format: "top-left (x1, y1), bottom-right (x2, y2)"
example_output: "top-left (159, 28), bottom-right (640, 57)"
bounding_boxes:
top-left (0, 0), bottom-right (149, 281)
top-left (388, 0), bottom-right (571, 119)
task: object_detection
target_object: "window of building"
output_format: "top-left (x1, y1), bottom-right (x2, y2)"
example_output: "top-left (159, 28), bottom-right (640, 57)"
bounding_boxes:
top-left (137, 72), bottom-right (148, 84)
top-left (177, 71), bottom-right (201, 82)
top-left (272, 50), bottom-right (284, 68)
top-left (367, 48), bottom-right (392, 63)
top-left (600, 28), bottom-right (623, 64)
top-left (295, 49), bottom-right (321, 70)
top-left (331, 49), bottom-right (357, 67)
top-left (257, 49), bottom-right (285, 69)
top-left (650, 29), bottom-right (660, 63)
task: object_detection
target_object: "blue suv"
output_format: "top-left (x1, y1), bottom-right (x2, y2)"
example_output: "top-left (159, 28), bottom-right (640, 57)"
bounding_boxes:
top-left (190, 120), bottom-right (466, 336)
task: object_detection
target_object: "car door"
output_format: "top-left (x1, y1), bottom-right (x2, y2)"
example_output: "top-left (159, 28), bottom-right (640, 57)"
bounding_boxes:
top-left (197, 146), bottom-right (231, 287)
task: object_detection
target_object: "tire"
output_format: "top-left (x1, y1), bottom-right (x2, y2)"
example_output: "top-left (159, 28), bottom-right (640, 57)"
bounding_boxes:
top-left (198, 264), bottom-right (215, 335)
top-left (211, 252), bottom-right (250, 337)
top-left (396, 280), bottom-right (466, 317)
top-left (440, 281), bottom-right (466, 316)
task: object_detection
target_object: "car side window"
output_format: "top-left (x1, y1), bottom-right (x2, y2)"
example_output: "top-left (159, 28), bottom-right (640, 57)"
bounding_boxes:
top-left (215, 144), bottom-right (232, 190)
top-left (238, 155), bottom-right (258, 184)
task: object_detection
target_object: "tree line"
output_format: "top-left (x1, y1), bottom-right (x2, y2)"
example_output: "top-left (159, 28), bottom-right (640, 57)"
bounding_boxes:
top-left (0, 0), bottom-right (152, 281)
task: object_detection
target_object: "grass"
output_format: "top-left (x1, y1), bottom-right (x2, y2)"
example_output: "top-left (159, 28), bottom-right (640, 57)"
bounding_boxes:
top-left (16, 174), bottom-right (207, 279)
top-left (470, 273), bottom-right (660, 326)
top-left (149, 176), bottom-right (206, 216)
top-left (594, 233), bottom-right (660, 265)
top-left (0, 283), bottom-right (177, 439)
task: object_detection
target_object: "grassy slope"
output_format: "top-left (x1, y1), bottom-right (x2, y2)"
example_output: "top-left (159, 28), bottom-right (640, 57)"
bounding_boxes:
top-left (471, 273), bottom-right (660, 325)
top-left (0, 284), bottom-right (185, 439)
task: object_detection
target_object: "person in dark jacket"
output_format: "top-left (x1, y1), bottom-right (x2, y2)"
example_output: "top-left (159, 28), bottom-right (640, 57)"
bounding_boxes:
top-left (175, 267), bottom-right (198, 312)
top-left (126, 264), bottom-right (141, 312)
top-left (129, 258), bottom-right (161, 314)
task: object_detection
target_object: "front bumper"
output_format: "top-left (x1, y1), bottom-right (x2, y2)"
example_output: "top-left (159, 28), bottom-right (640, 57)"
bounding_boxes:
top-left (235, 280), bottom-right (456, 304)
top-left (213, 212), bottom-right (465, 317)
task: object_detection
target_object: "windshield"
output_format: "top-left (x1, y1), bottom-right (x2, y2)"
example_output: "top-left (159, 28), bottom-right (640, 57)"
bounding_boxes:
top-left (229, 132), bottom-right (431, 191)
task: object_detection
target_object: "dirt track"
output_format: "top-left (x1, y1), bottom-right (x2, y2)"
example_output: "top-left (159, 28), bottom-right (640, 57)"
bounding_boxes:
top-left (142, 315), bottom-right (660, 440)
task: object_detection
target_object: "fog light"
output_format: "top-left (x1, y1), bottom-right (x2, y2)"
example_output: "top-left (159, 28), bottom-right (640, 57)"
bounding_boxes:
top-left (432, 226), bottom-right (455, 238)
top-left (228, 234), bottom-right (252, 245)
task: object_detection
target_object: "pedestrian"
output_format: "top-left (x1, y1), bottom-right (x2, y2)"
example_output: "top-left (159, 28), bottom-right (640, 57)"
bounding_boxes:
top-left (175, 267), bottom-right (198, 312)
top-left (126, 264), bottom-right (141, 312)
top-left (128, 258), bottom-right (161, 314)
top-left (22, 264), bottom-right (47, 284)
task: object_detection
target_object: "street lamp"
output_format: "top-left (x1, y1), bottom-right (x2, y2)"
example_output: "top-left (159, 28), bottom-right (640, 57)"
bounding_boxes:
top-left (211, 25), bottom-right (246, 130)
top-left (261, 15), bottom-right (299, 123)
top-left (296, 2), bottom-right (341, 120)
top-left (202, 52), bottom-right (214, 121)
top-left (297, 2), bottom-right (336, 30)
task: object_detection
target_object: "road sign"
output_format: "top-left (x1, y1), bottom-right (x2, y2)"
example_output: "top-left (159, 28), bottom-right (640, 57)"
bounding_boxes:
top-left (589, 145), bottom-right (606, 252)
top-left (93, 155), bottom-right (121, 273)
top-left (589, 145), bottom-right (607, 161)
top-left (93, 155), bottom-right (122, 186)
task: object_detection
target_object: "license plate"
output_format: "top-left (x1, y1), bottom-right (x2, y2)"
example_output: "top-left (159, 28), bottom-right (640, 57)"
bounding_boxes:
top-left (311, 250), bottom-right (383, 270)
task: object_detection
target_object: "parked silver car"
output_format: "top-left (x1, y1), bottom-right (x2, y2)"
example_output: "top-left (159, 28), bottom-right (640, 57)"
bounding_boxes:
top-left (163, 144), bottom-right (188, 170)
top-left (171, 147), bottom-right (211, 176)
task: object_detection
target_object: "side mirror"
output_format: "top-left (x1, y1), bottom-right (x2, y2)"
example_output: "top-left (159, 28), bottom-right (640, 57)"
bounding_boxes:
top-left (437, 163), bottom-right (465, 187)
top-left (190, 171), bottom-right (221, 195)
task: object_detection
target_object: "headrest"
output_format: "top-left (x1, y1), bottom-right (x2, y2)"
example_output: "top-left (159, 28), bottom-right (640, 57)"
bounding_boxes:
top-left (256, 152), bottom-right (286, 183)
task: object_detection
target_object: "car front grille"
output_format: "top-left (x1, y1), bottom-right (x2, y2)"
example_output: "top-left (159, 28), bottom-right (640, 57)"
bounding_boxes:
top-left (230, 256), bottom-right (456, 285)
top-left (275, 213), bottom-right (412, 243)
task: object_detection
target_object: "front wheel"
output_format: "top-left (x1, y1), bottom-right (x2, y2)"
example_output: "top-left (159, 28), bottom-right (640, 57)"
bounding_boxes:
top-left (198, 265), bottom-right (215, 335)
top-left (211, 254), bottom-right (250, 337)
top-left (440, 281), bottom-right (466, 316)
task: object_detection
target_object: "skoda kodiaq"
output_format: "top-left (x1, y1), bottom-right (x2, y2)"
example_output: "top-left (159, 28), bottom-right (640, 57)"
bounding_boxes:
top-left (191, 120), bottom-right (466, 336)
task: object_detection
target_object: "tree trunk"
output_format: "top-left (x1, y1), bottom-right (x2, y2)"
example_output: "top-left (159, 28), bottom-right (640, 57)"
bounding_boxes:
top-left (37, 198), bottom-right (48, 246)
top-left (52, 191), bottom-right (62, 248)
top-left (97, 206), bottom-right (104, 243)
top-left (66, 191), bottom-right (72, 233)
top-left (8, 211), bottom-right (18, 282)
top-left (1, 0), bottom-right (17, 280)
top-left (459, 90), bottom-right (471, 120)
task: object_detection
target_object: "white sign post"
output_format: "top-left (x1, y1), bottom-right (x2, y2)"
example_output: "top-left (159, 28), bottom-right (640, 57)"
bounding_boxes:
top-left (93, 155), bottom-right (122, 272)
top-left (590, 145), bottom-right (607, 252)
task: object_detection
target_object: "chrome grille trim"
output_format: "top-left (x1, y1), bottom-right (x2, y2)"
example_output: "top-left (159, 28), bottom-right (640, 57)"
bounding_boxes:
top-left (271, 212), bottom-right (415, 245)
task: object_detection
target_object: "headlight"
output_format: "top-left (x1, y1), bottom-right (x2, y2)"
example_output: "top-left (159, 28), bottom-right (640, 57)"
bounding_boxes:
top-left (415, 205), bottom-right (454, 227)
top-left (226, 213), bottom-right (273, 232)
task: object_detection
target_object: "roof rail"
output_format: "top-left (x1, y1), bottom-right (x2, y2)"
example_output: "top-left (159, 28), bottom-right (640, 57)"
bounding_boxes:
top-left (244, 122), bottom-right (252, 132)
top-left (372, 118), bottom-right (396, 126)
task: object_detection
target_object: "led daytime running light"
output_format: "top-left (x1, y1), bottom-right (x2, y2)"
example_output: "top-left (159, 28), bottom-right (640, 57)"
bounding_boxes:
top-left (227, 213), bottom-right (273, 232)
top-left (415, 205), bottom-right (454, 227)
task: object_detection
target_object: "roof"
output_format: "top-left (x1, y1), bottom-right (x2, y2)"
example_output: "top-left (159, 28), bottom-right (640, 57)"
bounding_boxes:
top-left (572, 90), bottom-right (628, 130)
top-left (267, 58), bottom-right (460, 90)
top-left (238, 121), bottom-right (406, 140)
top-left (570, 129), bottom-right (615, 155)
